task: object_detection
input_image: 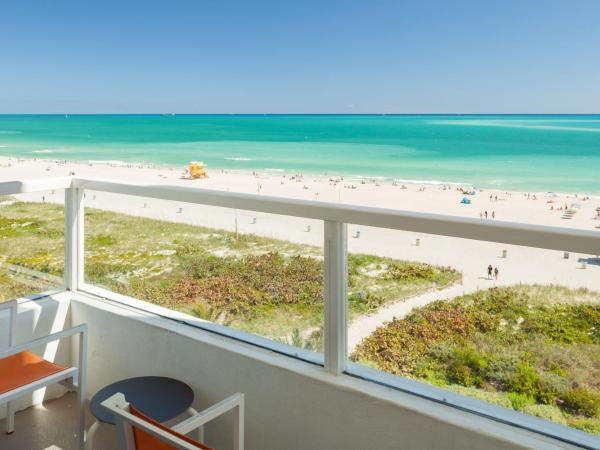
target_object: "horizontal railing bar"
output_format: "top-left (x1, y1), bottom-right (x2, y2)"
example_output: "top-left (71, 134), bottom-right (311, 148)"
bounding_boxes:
top-left (73, 177), bottom-right (600, 254)
top-left (0, 176), bottom-right (597, 253)
top-left (0, 177), bottom-right (73, 196)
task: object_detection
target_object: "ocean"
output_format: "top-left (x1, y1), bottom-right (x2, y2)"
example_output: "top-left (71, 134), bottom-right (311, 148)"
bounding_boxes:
top-left (0, 114), bottom-right (599, 193)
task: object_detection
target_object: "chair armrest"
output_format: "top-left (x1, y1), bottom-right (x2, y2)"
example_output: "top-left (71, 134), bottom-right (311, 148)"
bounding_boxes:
top-left (102, 393), bottom-right (205, 450)
top-left (172, 393), bottom-right (244, 435)
top-left (0, 324), bottom-right (88, 359)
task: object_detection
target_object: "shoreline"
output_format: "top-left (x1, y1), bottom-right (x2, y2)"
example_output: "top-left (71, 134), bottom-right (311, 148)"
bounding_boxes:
top-left (2, 156), bottom-right (600, 232)
top-left (2, 154), bottom-right (599, 200)
top-left (2, 154), bottom-right (477, 189)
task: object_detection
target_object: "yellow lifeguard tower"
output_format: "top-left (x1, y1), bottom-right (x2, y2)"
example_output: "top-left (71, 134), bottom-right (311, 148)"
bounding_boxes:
top-left (188, 161), bottom-right (208, 179)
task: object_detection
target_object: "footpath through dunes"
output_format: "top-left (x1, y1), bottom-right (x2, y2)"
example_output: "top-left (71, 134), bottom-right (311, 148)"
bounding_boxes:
top-left (348, 283), bottom-right (467, 352)
top-left (351, 285), bottom-right (600, 435)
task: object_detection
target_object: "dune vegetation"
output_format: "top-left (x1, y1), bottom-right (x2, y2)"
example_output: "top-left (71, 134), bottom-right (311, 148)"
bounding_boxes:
top-left (0, 199), bottom-right (460, 348)
top-left (352, 285), bottom-right (600, 434)
top-left (1, 198), bottom-right (599, 434)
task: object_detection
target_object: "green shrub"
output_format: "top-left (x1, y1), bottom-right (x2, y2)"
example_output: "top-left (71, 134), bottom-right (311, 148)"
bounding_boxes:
top-left (89, 234), bottom-right (117, 247)
top-left (506, 363), bottom-right (539, 396)
top-left (485, 350), bottom-right (521, 389)
top-left (0, 216), bottom-right (41, 237)
top-left (353, 285), bottom-right (600, 434)
top-left (561, 388), bottom-right (600, 418)
top-left (167, 252), bottom-right (324, 319)
top-left (384, 261), bottom-right (458, 286)
top-left (524, 303), bottom-right (600, 344)
top-left (507, 392), bottom-right (535, 411)
top-left (535, 372), bottom-right (568, 405)
top-left (348, 291), bottom-right (389, 315)
top-left (447, 347), bottom-right (488, 388)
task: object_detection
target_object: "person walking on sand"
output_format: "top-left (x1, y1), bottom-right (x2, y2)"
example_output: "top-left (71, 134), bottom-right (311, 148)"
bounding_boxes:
top-left (492, 211), bottom-right (495, 219)
top-left (494, 267), bottom-right (499, 280)
top-left (485, 211), bottom-right (488, 219)
top-left (487, 264), bottom-right (493, 279)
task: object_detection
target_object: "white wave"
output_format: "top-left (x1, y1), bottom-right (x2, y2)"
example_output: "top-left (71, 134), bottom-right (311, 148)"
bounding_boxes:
top-left (265, 168), bottom-right (285, 172)
top-left (392, 178), bottom-right (468, 186)
top-left (0, 130), bottom-right (21, 134)
top-left (349, 175), bottom-right (388, 180)
top-left (224, 157), bottom-right (254, 161)
top-left (32, 149), bottom-right (54, 154)
top-left (0, 145), bottom-right (7, 148)
top-left (429, 119), bottom-right (600, 133)
top-left (486, 119), bottom-right (600, 124)
top-left (88, 160), bottom-right (128, 166)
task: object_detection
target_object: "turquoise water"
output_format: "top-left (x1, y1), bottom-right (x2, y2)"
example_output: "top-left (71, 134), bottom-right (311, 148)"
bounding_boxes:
top-left (0, 114), bottom-right (599, 193)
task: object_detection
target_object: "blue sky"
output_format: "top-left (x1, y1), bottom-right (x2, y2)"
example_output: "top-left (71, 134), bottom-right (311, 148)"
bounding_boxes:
top-left (1, 0), bottom-right (599, 113)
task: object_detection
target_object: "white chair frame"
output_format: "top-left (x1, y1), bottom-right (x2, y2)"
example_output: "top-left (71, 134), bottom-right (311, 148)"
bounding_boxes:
top-left (0, 300), bottom-right (88, 450)
top-left (101, 391), bottom-right (244, 450)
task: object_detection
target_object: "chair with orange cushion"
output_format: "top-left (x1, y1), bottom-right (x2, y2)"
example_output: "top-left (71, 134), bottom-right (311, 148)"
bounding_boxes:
top-left (101, 391), bottom-right (244, 450)
top-left (0, 300), bottom-right (88, 449)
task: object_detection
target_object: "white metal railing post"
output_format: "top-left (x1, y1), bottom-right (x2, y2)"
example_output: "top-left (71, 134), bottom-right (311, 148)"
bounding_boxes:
top-left (64, 187), bottom-right (84, 291)
top-left (324, 221), bottom-right (348, 374)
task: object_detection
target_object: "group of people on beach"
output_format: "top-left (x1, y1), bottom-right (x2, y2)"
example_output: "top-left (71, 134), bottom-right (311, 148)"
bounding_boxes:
top-left (480, 210), bottom-right (496, 219)
top-left (487, 264), bottom-right (499, 280)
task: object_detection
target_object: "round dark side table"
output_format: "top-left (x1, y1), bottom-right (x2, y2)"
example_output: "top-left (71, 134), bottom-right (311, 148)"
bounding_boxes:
top-left (85, 376), bottom-right (197, 449)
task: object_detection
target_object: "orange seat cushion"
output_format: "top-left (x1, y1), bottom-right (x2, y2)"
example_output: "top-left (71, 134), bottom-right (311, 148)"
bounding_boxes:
top-left (130, 404), bottom-right (213, 450)
top-left (0, 350), bottom-right (68, 395)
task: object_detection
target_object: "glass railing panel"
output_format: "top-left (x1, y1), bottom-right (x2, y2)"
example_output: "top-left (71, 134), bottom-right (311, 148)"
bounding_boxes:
top-left (0, 189), bottom-right (65, 301)
top-left (346, 224), bottom-right (600, 437)
top-left (83, 190), bottom-right (325, 357)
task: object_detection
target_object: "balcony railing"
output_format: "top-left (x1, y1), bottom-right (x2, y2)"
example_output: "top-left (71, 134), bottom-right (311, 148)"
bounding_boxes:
top-left (1, 176), bottom-right (600, 449)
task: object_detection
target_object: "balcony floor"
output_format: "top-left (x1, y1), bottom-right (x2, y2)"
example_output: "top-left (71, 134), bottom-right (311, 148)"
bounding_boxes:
top-left (0, 393), bottom-right (114, 450)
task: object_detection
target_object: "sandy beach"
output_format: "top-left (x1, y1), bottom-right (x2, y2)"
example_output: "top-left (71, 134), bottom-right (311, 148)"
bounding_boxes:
top-left (3, 156), bottom-right (599, 227)
top-left (2, 156), bottom-right (600, 347)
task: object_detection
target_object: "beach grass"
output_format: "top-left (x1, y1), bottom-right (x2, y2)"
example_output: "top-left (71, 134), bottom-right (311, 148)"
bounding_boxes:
top-left (0, 199), bottom-right (65, 300)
